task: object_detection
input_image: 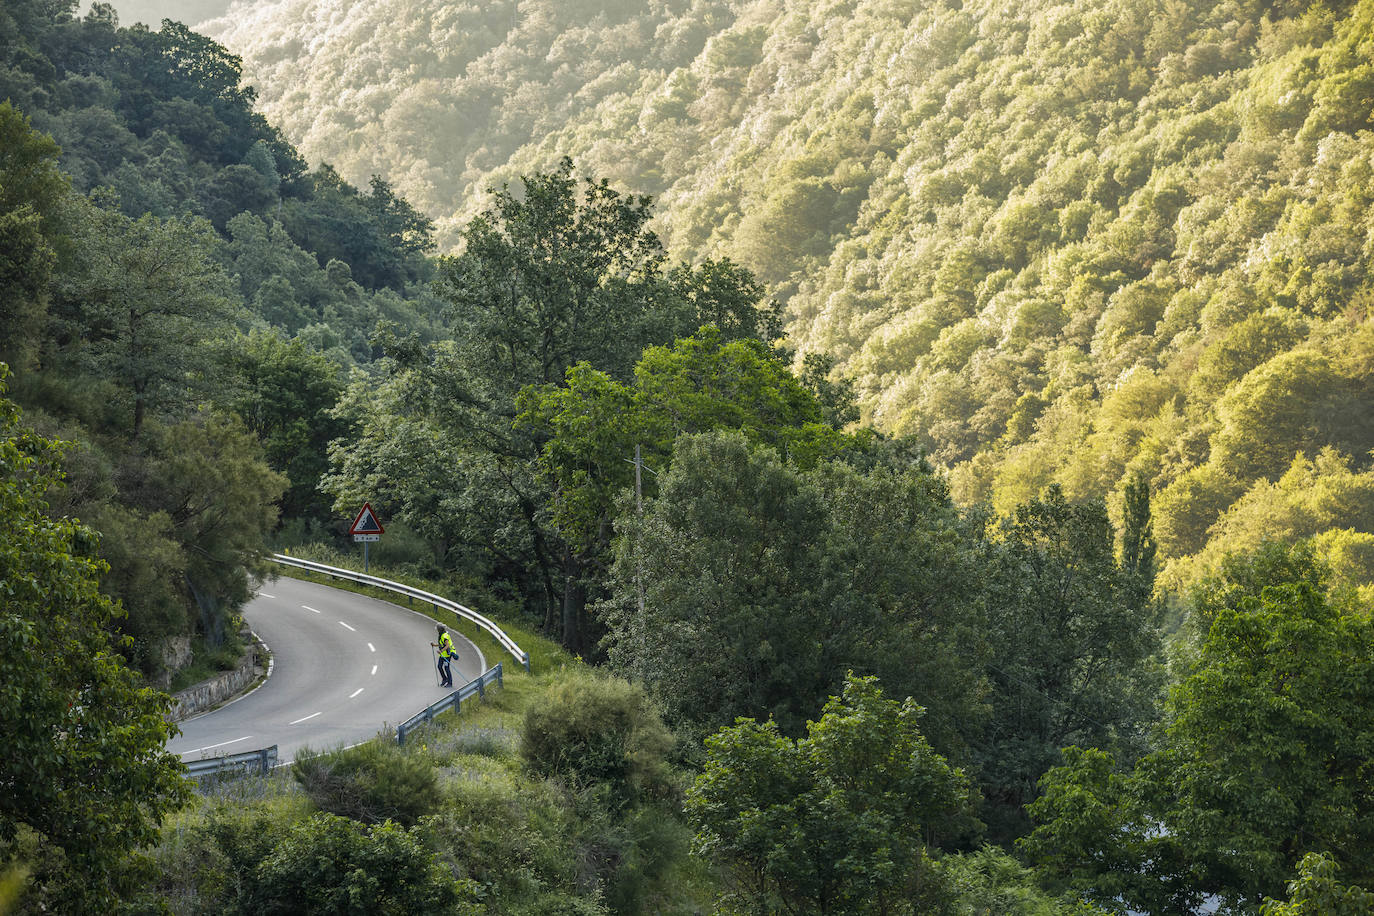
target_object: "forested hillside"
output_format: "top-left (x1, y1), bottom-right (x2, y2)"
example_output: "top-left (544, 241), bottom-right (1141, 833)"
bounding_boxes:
top-left (0, 0), bottom-right (446, 678)
top-left (209, 0), bottom-right (1374, 593)
top-left (7, 1), bottom-right (1374, 912)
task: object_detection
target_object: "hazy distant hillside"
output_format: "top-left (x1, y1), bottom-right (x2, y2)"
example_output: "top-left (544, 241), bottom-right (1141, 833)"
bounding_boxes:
top-left (209, 0), bottom-right (1374, 590)
top-left (92, 0), bottom-right (233, 27)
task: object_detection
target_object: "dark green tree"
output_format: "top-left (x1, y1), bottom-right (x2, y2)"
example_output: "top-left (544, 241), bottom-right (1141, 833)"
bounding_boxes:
top-left (437, 156), bottom-right (672, 393)
top-left (600, 431), bottom-right (832, 733)
top-left (1024, 543), bottom-right (1374, 914)
top-left (1120, 470), bottom-right (1157, 596)
top-left (57, 200), bottom-right (239, 437)
top-left (0, 375), bottom-right (189, 911)
top-left (977, 486), bottom-right (1162, 840)
top-left (225, 330), bottom-right (348, 523)
top-left (124, 412), bottom-right (287, 646)
top-left (0, 102), bottom-right (69, 371)
top-left (598, 429), bottom-right (972, 742)
top-left (664, 256), bottom-right (783, 345)
top-left (687, 674), bottom-right (973, 915)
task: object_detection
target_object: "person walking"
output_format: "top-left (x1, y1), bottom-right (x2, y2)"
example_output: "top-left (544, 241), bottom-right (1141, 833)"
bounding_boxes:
top-left (431, 624), bottom-right (456, 688)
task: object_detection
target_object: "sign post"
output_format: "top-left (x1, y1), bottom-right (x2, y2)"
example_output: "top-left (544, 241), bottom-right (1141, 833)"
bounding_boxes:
top-left (348, 503), bottom-right (384, 572)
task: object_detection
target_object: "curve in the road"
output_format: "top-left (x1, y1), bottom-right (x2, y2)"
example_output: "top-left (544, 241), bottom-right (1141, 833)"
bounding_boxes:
top-left (169, 576), bottom-right (484, 764)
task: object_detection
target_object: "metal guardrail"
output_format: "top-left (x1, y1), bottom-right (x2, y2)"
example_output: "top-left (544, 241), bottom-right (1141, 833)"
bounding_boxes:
top-left (397, 664), bottom-right (503, 745)
top-left (180, 667), bottom-right (505, 783)
top-left (271, 553), bottom-right (530, 671)
top-left (184, 745), bottom-right (278, 779)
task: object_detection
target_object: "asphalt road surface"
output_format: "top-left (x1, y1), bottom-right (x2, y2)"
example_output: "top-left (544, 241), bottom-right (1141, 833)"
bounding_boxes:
top-left (168, 576), bottom-right (484, 765)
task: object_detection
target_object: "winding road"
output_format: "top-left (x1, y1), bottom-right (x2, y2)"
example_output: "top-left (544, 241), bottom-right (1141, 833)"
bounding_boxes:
top-left (168, 575), bottom-right (483, 765)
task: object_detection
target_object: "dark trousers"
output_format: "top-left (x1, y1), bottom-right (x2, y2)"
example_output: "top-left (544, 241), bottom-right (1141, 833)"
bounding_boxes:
top-left (437, 655), bottom-right (452, 686)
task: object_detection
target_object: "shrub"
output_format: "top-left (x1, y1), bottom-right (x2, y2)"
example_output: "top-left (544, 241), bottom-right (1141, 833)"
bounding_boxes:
top-left (519, 672), bottom-right (674, 804)
top-left (241, 813), bottom-right (472, 915)
top-left (938, 846), bottom-right (1107, 915)
top-left (292, 741), bottom-right (439, 826)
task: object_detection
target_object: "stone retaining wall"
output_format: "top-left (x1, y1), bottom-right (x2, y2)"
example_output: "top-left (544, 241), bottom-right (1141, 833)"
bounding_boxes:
top-left (167, 635), bottom-right (267, 722)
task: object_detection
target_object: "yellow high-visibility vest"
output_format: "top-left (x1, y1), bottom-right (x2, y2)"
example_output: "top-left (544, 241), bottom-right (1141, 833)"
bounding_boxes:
top-left (439, 631), bottom-right (456, 658)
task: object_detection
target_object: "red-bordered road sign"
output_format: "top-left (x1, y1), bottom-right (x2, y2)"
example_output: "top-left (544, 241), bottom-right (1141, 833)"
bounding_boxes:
top-left (349, 503), bottom-right (385, 536)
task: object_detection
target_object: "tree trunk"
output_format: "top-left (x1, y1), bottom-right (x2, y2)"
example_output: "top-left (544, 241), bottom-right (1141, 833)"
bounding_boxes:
top-left (561, 548), bottom-right (585, 654)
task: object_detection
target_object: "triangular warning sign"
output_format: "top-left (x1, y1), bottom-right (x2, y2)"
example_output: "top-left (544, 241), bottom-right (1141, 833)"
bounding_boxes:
top-left (349, 503), bottom-right (385, 535)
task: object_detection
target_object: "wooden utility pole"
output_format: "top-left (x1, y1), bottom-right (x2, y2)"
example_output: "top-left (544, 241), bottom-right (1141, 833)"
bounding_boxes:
top-left (634, 443), bottom-right (646, 681)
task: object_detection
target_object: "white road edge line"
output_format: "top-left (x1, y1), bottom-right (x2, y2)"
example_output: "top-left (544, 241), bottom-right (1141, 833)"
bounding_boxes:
top-left (339, 621), bottom-right (356, 631)
top-left (289, 712), bottom-right (321, 725)
top-left (302, 605), bottom-right (321, 614)
top-left (182, 735), bottom-right (253, 755)
top-left (349, 688), bottom-right (364, 699)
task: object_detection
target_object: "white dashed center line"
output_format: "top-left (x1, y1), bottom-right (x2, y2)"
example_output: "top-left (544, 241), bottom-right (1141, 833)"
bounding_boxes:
top-left (258, 592), bottom-right (276, 599)
top-left (289, 712), bottom-right (321, 725)
top-left (371, 665), bottom-right (378, 676)
top-left (302, 605), bottom-right (321, 614)
top-left (339, 621), bottom-right (356, 632)
top-left (367, 643), bottom-right (375, 652)
top-left (349, 688), bottom-right (364, 699)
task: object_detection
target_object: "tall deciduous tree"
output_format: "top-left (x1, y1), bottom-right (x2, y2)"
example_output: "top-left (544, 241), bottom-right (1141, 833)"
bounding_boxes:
top-left (518, 326), bottom-right (865, 652)
top-left (1150, 554), bottom-right (1374, 910)
top-left (599, 429), bottom-right (975, 741)
top-left (1024, 542), bottom-right (1374, 914)
top-left (0, 102), bottom-right (69, 371)
top-left (439, 156), bottom-right (673, 395)
top-left (0, 376), bottom-right (189, 910)
top-left (225, 330), bottom-right (347, 523)
top-left (329, 162), bottom-right (798, 650)
top-left (1120, 470), bottom-right (1157, 596)
top-left (978, 486), bottom-right (1162, 840)
top-left (58, 199), bottom-right (238, 437)
top-left (687, 674), bottom-right (973, 915)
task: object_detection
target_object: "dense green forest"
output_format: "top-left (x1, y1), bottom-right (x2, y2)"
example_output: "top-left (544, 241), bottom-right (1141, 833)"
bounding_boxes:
top-left (0, 0), bottom-right (449, 678)
top-left (4, 0), bottom-right (1374, 912)
top-left (210, 0), bottom-right (1374, 599)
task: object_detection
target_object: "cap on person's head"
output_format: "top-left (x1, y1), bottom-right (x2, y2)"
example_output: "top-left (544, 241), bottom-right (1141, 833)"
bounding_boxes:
top-left (436, 624), bottom-right (445, 633)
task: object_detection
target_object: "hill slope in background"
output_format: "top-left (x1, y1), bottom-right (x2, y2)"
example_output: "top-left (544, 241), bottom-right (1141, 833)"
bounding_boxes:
top-left (87, 0), bottom-right (233, 27)
top-left (207, 0), bottom-right (1374, 591)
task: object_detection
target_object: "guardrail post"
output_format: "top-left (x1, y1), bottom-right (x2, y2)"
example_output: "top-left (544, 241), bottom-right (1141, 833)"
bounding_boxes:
top-left (522, 652), bottom-right (530, 672)
top-left (495, 662), bottom-right (503, 686)
top-left (397, 723), bottom-right (406, 745)
top-left (258, 748), bottom-right (269, 775)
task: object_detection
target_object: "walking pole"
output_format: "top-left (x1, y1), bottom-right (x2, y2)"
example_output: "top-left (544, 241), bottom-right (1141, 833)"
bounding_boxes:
top-left (430, 644), bottom-right (440, 686)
